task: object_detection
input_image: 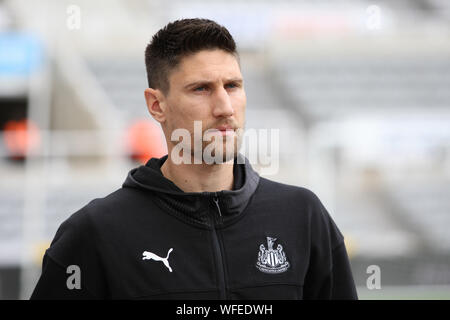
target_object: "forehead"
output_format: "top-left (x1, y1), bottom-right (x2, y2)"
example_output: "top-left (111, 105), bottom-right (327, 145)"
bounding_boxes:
top-left (170, 49), bottom-right (242, 85)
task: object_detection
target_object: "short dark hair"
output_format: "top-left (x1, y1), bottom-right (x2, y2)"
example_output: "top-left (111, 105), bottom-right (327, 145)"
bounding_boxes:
top-left (145, 18), bottom-right (238, 95)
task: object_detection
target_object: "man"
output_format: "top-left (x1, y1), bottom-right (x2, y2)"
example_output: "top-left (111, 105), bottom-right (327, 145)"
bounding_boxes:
top-left (31, 18), bottom-right (357, 300)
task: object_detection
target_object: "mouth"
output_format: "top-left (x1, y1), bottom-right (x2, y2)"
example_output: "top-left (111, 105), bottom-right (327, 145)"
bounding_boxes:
top-left (214, 125), bottom-right (234, 136)
top-left (209, 125), bottom-right (236, 136)
top-left (215, 124), bottom-right (234, 131)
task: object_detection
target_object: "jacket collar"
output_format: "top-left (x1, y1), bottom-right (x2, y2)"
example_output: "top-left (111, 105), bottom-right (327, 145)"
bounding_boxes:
top-left (122, 153), bottom-right (260, 228)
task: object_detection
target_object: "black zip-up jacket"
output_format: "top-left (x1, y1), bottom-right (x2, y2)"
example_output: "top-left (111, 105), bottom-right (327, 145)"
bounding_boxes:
top-left (31, 154), bottom-right (358, 300)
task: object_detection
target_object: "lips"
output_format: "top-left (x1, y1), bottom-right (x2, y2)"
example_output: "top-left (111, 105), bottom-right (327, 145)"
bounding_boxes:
top-left (215, 125), bottom-right (234, 131)
top-left (206, 125), bottom-right (236, 137)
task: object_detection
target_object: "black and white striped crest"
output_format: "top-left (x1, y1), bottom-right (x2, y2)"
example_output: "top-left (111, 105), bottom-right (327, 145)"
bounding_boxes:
top-left (256, 236), bottom-right (290, 274)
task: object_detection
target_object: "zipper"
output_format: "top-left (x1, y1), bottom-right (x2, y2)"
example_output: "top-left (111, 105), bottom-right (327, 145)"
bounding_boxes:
top-left (212, 192), bottom-right (223, 225)
top-left (210, 192), bottom-right (228, 299)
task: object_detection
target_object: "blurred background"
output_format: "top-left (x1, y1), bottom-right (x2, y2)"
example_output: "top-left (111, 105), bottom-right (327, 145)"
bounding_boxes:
top-left (1, 0), bottom-right (450, 300)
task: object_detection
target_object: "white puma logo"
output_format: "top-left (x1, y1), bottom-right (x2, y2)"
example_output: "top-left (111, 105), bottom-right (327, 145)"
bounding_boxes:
top-left (142, 248), bottom-right (174, 272)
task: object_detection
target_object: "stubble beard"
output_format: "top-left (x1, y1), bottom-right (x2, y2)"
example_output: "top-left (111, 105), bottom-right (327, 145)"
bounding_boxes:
top-left (192, 128), bottom-right (243, 164)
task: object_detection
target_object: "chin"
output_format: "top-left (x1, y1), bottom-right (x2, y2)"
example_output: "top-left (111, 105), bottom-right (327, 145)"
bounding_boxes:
top-left (201, 143), bottom-right (238, 164)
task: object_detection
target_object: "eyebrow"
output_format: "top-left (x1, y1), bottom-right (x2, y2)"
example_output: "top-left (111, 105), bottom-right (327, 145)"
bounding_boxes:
top-left (184, 78), bottom-right (243, 90)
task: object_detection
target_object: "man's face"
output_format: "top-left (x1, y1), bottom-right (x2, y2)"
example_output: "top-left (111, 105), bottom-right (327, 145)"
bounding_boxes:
top-left (161, 49), bottom-right (246, 163)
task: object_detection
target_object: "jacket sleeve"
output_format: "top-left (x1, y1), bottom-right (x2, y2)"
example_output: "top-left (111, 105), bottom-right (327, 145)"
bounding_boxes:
top-left (30, 253), bottom-right (98, 299)
top-left (302, 193), bottom-right (358, 300)
top-left (330, 242), bottom-right (358, 299)
top-left (30, 207), bottom-right (109, 300)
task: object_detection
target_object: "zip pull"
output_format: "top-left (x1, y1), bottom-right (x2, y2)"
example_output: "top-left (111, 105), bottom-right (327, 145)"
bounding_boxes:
top-left (213, 192), bottom-right (223, 224)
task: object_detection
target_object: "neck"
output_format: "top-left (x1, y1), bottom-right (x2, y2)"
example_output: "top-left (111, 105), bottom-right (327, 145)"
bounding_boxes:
top-left (160, 153), bottom-right (235, 193)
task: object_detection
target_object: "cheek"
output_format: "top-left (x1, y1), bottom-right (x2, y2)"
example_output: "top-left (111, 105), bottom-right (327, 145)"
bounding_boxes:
top-left (232, 90), bottom-right (246, 106)
top-left (173, 95), bottom-right (208, 119)
top-left (166, 100), bottom-right (207, 133)
top-left (232, 94), bottom-right (246, 117)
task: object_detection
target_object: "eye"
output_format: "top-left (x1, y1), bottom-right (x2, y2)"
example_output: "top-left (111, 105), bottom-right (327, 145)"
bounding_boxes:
top-left (225, 82), bottom-right (240, 89)
top-left (194, 86), bottom-right (207, 92)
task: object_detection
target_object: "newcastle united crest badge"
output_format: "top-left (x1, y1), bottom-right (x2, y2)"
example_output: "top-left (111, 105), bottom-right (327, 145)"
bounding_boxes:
top-left (256, 236), bottom-right (290, 274)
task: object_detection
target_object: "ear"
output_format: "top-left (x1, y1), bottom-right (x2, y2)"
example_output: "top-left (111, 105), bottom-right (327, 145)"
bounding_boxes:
top-left (144, 88), bottom-right (166, 123)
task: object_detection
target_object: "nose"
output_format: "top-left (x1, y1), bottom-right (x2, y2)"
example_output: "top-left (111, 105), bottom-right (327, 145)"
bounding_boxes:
top-left (212, 87), bottom-right (234, 118)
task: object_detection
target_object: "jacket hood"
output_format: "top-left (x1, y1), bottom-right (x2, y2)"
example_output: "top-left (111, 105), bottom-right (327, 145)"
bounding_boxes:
top-left (122, 153), bottom-right (260, 228)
